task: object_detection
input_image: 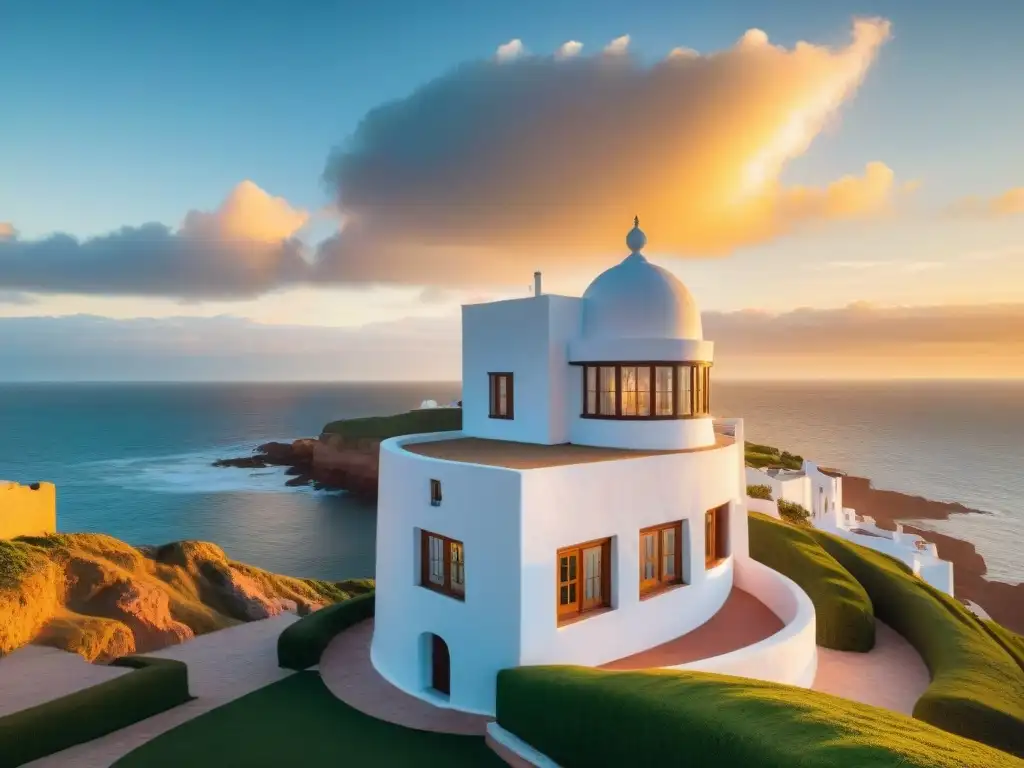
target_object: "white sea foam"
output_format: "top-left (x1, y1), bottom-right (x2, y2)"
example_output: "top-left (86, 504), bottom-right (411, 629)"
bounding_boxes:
top-left (83, 443), bottom-right (330, 496)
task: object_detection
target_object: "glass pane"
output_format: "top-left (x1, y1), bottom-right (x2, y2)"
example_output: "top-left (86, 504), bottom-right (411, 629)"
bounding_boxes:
top-left (560, 585), bottom-right (569, 604)
top-left (621, 367), bottom-right (636, 415)
top-left (706, 512), bottom-right (714, 559)
top-left (568, 555), bottom-right (577, 580)
top-left (663, 553), bottom-right (675, 578)
top-left (586, 390), bottom-right (597, 414)
top-left (451, 543), bottom-right (465, 592)
top-left (568, 583), bottom-right (576, 603)
top-left (637, 367), bottom-right (650, 415)
top-left (678, 366), bottom-right (692, 416)
top-left (600, 367), bottom-right (616, 415)
top-left (586, 366), bottom-right (597, 390)
top-left (662, 528), bottom-right (675, 555)
top-left (429, 536), bottom-right (445, 584)
top-left (560, 557), bottom-right (568, 583)
top-left (655, 366), bottom-right (673, 415)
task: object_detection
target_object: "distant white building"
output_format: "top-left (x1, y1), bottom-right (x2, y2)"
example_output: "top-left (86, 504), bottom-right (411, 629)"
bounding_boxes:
top-left (372, 220), bottom-right (817, 716)
top-left (746, 463), bottom-right (954, 595)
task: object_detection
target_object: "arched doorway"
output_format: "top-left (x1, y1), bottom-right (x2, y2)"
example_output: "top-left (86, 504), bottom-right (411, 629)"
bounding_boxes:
top-left (430, 634), bottom-right (450, 696)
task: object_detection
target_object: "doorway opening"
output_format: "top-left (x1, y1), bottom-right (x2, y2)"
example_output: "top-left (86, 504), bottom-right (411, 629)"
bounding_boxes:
top-left (429, 634), bottom-right (450, 696)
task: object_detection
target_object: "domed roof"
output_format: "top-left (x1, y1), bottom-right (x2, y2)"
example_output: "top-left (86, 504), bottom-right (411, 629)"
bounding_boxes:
top-left (582, 218), bottom-right (703, 340)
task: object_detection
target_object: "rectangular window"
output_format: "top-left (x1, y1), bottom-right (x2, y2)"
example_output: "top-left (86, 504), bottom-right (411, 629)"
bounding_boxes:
top-left (702, 366), bottom-right (711, 414)
top-left (488, 372), bottom-right (514, 419)
top-left (640, 521), bottom-right (684, 596)
top-left (420, 530), bottom-right (466, 600)
top-left (557, 538), bottom-right (611, 623)
top-left (655, 366), bottom-right (674, 416)
top-left (676, 365), bottom-right (693, 416)
top-left (705, 504), bottom-right (729, 567)
top-left (599, 366), bottom-right (616, 416)
top-left (430, 479), bottom-right (442, 507)
top-left (585, 366), bottom-right (598, 415)
top-left (620, 366), bottom-right (638, 416)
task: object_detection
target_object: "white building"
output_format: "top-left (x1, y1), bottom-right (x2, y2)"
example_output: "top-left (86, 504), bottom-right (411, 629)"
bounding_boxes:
top-left (746, 463), bottom-right (954, 595)
top-left (372, 220), bottom-right (817, 716)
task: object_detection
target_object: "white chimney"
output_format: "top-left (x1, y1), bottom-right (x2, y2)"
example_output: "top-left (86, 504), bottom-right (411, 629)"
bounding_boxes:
top-left (534, 271), bottom-right (542, 297)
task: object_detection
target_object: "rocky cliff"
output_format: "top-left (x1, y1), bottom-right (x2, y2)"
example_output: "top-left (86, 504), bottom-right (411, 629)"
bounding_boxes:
top-left (213, 407), bottom-right (463, 498)
top-left (0, 533), bottom-right (373, 662)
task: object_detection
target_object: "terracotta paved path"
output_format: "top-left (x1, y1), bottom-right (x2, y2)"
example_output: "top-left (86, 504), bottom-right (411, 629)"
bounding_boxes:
top-left (812, 621), bottom-right (930, 715)
top-left (601, 587), bottom-right (783, 670)
top-left (320, 618), bottom-right (492, 735)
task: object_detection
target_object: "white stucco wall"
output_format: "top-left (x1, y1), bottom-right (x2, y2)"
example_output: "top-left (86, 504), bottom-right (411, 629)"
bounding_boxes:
top-left (518, 443), bottom-right (744, 667)
top-left (461, 295), bottom-right (582, 446)
top-left (676, 557), bottom-right (818, 688)
top-left (747, 497), bottom-right (779, 518)
top-left (373, 432), bottom-right (524, 714)
top-left (568, 414), bottom-right (716, 451)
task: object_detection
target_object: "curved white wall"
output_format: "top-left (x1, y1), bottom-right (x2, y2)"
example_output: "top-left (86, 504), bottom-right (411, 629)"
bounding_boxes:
top-left (675, 557), bottom-right (818, 688)
top-left (373, 432), bottom-right (746, 716)
top-left (519, 443), bottom-right (745, 667)
top-left (373, 432), bottom-right (523, 715)
top-left (568, 336), bottom-right (714, 364)
top-left (569, 415), bottom-right (716, 451)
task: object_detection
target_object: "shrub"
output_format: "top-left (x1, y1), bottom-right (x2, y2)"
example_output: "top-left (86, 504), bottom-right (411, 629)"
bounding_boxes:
top-left (322, 408), bottom-right (461, 439)
top-left (277, 591), bottom-right (375, 670)
top-left (0, 655), bottom-right (191, 767)
top-left (495, 666), bottom-right (1019, 768)
top-left (748, 512), bottom-right (874, 651)
top-left (777, 499), bottom-right (811, 526)
top-left (746, 484), bottom-right (774, 500)
top-left (810, 530), bottom-right (1024, 757)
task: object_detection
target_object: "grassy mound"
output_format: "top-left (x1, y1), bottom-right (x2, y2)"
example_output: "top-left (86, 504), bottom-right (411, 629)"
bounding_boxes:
top-left (748, 513), bottom-right (874, 651)
top-left (496, 666), bottom-right (1020, 768)
top-left (810, 530), bottom-right (1024, 757)
top-left (0, 533), bottom-right (372, 661)
top-left (744, 441), bottom-right (803, 470)
top-left (113, 671), bottom-right (502, 767)
top-left (278, 591), bottom-right (375, 670)
top-left (322, 407), bottom-right (461, 439)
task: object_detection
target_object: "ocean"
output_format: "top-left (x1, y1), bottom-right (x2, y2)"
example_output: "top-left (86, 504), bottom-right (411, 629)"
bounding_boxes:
top-left (0, 381), bottom-right (1021, 584)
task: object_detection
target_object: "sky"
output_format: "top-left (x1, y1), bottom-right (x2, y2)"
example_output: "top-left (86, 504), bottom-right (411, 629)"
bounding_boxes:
top-left (1, 0), bottom-right (1022, 380)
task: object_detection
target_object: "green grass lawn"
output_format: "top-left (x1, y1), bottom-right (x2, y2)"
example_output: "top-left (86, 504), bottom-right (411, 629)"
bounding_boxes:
top-left (114, 672), bottom-right (503, 768)
top-left (322, 407), bottom-right (462, 439)
top-left (497, 666), bottom-right (1023, 768)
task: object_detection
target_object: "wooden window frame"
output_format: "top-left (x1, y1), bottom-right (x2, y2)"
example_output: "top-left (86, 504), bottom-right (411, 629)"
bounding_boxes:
top-left (705, 504), bottom-right (729, 568)
top-left (556, 537), bottom-right (611, 625)
top-left (429, 479), bottom-right (442, 507)
top-left (420, 530), bottom-right (465, 600)
top-left (639, 520), bottom-right (685, 597)
top-left (577, 362), bottom-right (711, 420)
top-left (488, 372), bottom-right (514, 420)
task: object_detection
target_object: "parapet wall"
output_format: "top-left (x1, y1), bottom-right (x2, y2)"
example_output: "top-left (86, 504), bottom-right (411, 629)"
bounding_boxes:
top-left (0, 481), bottom-right (57, 539)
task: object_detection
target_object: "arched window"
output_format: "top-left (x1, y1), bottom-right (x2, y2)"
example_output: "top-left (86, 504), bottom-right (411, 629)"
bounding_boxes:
top-left (580, 362), bottom-right (711, 419)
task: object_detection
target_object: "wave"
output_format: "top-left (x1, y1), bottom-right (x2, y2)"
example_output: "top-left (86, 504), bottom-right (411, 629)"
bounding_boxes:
top-left (79, 442), bottom-right (335, 496)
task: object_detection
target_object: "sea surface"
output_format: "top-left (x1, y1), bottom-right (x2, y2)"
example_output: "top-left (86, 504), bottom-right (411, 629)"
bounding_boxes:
top-left (0, 381), bottom-right (1021, 584)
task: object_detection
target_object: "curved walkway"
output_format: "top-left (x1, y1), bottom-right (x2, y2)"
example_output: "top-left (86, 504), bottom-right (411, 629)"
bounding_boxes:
top-left (319, 618), bottom-right (491, 735)
top-left (600, 587), bottom-right (783, 670)
top-left (25, 613), bottom-right (300, 767)
top-left (812, 621), bottom-right (930, 715)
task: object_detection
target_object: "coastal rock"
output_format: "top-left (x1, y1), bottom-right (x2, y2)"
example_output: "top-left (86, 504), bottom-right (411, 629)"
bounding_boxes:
top-left (212, 456), bottom-right (268, 469)
top-left (88, 578), bottom-right (195, 653)
top-left (285, 474), bottom-right (311, 487)
top-left (201, 563), bottom-right (285, 621)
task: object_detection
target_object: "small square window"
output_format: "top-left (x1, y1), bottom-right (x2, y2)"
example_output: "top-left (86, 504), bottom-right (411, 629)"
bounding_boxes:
top-left (430, 479), bottom-right (442, 507)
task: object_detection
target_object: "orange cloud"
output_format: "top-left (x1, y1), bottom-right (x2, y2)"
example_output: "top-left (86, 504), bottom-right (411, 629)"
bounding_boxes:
top-left (319, 18), bottom-right (899, 286)
top-left (948, 187), bottom-right (1024, 217)
top-left (180, 180), bottom-right (309, 243)
top-left (0, 182), bottom-right (308, 299)
top-left (0, 223), bottom-right (14, 240)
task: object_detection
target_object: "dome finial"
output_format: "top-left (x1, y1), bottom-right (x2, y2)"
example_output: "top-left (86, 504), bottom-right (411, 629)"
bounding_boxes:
top-left (626, 215), bottom-right (647, 254)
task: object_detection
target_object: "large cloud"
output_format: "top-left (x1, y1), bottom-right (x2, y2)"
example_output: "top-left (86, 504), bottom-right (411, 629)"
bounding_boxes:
top-left (316, 18), bottom-right (900, 286)
top-left (2, 302), bottom-right (1021, 381)
top-left (0, 182), bottom-right (310, 299)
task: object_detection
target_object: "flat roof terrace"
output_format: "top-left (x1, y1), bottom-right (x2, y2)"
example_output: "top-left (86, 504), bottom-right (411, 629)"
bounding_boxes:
top-left (402, 433), bottom-right (734, 469)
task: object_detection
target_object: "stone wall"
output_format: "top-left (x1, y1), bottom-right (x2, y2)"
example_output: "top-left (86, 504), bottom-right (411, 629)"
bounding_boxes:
top-left (0, 481), bottom-right (57, 539)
